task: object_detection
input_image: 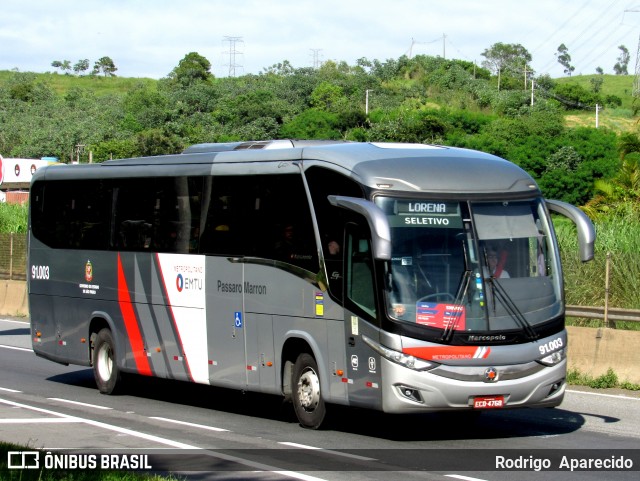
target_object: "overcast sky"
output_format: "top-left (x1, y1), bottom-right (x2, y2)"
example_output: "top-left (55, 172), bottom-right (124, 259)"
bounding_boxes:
top-left (2, 0), bottom-right (639, 79)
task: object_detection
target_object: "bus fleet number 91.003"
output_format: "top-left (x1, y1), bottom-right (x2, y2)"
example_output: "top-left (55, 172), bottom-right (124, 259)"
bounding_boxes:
top-left (31, 265), bottom-right (50, 280)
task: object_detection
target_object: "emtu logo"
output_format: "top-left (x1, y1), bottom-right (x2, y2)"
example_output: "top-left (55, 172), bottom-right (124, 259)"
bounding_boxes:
top-left (176, 273), bottom-right (203, 292)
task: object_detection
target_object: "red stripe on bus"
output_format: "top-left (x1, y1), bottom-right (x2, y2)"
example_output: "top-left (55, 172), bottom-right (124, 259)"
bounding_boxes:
top-left (117, 254), bottom-right (152, 376)
top-left (402, 346), bottom-right (491, 361)
top-left (155, 253), bottom-right (194, 382)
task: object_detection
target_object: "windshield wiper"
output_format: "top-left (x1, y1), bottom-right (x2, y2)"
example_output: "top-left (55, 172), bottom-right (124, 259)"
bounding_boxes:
top-left (440, 269), bottom-right (471, 343)
top-left (487, 277), bottom-right (538, 340)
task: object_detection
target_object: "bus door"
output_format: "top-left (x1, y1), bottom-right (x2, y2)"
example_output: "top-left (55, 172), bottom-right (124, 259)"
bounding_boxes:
top-left (244, 310), bottom-right (276, 393)
top-left (343, 223), bottom-right (383, 410)
top-left (207, 257), bottom-right (247, 387)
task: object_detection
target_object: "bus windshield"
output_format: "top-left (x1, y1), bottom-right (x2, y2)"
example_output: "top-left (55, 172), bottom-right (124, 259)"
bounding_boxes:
top-left (375, 197), bottom-right (562, 334)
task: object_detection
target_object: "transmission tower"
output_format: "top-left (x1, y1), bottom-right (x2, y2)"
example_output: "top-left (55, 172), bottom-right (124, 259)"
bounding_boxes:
top-left (223, 36), bottom-right (244, 77)
top-left (310, 49), bottom-right (323, 69)
top-left (623, 10), bottom-right (640, 98)
top-left (634, 33), bottom-right (640, 98)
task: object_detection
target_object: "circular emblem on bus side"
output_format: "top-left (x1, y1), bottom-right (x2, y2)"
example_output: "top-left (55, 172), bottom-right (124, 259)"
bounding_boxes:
top-left (176, 273), bottom-right (184, 292)
top-left (484, 367), bottom-right (499, 382)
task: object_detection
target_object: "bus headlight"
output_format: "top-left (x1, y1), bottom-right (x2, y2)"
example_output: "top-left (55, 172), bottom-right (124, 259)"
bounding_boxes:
top-left (537, 348), bottom-right (566, 366)
top-left (362, 335), bottom-right (435, 371)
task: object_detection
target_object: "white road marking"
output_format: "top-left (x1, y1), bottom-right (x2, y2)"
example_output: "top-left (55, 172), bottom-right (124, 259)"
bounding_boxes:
top-left (0, 397), bottom-right (329, 480)
top-left (0, 397), bottom-right (199, 449)
top-left (0, 344), bottom-right (32, 352)
top-left (150, 416), bottom-right (229, 432)
top-left (0, 418), bottom-right (83, 423)
top-left (278, 441), bottom-right (377, 461)
top-left (48, 398), bottom-right (113, 410)
top-left (445, 475), bottom-right (489, 481)
top-left (566, 389), bottom-right (640, 401)
top-left (0, 386), bottom-right (22, 393)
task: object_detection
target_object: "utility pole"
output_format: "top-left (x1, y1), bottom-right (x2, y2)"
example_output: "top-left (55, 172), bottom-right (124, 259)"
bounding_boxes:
top-left (442, 33), bottom-right (446, 59)
top-left (365, 89), bottom-right (373, 115)
top-left (531, 78), bottom-right (535, 106)
top-left (223, 36), bottom-right (244, 77)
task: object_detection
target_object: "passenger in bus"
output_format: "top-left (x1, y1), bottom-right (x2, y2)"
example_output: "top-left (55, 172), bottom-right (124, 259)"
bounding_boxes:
top-left (275, 224), bottom-right (296, 261)
top-left (486, 248), bottom-right (510, 278)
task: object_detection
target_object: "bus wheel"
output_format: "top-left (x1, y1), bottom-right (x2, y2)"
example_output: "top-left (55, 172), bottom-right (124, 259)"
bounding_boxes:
top-left (93, 328), bottom-right (121, 394)
top-left (292, 353), bottom-right (326, 429)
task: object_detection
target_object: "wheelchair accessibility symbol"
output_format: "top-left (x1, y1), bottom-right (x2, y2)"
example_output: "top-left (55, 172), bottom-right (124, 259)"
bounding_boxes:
top-left (234, 312), bottom-right (243, 328)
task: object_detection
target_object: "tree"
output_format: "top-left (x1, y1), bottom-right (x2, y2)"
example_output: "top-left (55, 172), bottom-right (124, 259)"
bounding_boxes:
top-left (596, 66), bottom-right (604, 75)
top-left (73, 59), bottom-right (90, 75)
top-left (556, 44), bottom-right (575, 76)
top-left (280, 109), bottom-right (341, 139)
top-left (92, 57), bottom-right (117, 77)
top-left (480, 43), bottom-right (532, 90)
top-left (613, 45), bottom-right (630, 75)
top-left (310, 82), bottom-right (346, 111)
top-left (51, 60), bottom-right (72, 74)
top-left (590, 76), bottom-right (603, 93)
top-left (168, 52), bottom-right (212, 86)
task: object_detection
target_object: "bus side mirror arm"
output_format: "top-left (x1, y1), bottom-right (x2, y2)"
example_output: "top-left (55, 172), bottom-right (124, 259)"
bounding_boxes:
top-left (328, 195), bottom-right (392, 260)
top-left (545, 199), bottom-right (595, 262)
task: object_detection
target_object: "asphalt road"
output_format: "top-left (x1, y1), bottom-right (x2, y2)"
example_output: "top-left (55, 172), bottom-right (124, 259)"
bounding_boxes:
top-left (1, 317), bottom-right (639, 481)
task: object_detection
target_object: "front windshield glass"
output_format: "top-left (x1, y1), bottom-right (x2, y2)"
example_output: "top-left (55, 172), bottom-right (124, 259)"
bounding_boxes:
top-left (375, 197), bottom-right (562, 334)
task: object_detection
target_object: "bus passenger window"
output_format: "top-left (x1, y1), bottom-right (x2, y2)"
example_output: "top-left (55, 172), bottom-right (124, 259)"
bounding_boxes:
top-left (346, 232), bottom-right (376, 319)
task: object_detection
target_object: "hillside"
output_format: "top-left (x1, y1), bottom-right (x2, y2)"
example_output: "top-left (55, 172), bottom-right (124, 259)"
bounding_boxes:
top-left (2, 70), bottom-right (637, 134)
top-left (0, 56), bottom-right (634, 209)
top-left (554, 74), bottom-right (635, 109)
top-left (0, 70), bottom-right (156, 97)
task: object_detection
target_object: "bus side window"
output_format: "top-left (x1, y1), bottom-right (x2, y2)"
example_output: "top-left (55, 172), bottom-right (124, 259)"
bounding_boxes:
top-left (346, 227), bottom-right (377, 320)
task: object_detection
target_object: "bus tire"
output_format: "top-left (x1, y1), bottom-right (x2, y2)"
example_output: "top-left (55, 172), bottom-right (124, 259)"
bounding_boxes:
top-left (292, 353), bottom-right (326, 429)
top-left (93, 328), bottom-right (121, 394)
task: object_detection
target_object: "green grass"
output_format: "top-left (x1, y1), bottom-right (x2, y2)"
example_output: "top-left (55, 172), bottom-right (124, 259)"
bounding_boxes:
top-left (555, 73), bottom-right (635, 109)
top-left (0, 203), bottom-right (28, 233)
top-left (554, 215), bottom-right (640, 312)
top-left (567, 367), bottom-right (640, 391)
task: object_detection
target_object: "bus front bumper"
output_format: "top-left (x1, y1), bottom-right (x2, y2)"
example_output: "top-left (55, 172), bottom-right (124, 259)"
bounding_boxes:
top-left (380, 357), bottom-right (566, 413)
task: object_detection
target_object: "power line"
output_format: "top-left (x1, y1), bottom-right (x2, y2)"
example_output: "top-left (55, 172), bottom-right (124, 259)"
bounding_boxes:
top-left (529, 0), bottom-right (596, 56)
top-left (534, 0), bottom-right (624, 74)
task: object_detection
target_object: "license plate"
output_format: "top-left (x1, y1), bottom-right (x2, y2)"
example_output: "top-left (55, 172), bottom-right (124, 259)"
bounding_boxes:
top-left (473, 395), bottom-right (505, 409)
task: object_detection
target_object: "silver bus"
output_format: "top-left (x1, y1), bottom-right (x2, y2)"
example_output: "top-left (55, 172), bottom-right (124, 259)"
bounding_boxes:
top-left (28, 140), bottom-right (594, 429)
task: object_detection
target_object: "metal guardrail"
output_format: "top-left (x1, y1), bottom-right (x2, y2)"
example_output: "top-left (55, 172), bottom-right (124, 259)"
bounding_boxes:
top-left (566, 305), bottom-right (640, 323)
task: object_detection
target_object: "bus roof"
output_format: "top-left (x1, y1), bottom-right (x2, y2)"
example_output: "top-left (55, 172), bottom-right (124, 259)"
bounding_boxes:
top-left (32, 141), bottom-right (540, 196)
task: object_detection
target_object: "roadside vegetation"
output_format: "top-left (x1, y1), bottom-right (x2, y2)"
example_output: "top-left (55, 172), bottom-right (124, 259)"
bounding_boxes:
top-left (2, 46), bottom-right (640, 390)
top-left (567, 367), bottom-right (640, 391)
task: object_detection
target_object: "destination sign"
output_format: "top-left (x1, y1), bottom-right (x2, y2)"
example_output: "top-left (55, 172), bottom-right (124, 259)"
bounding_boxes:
top-left (398, 201), bottom-right (458, 215)
top-left (389, 200), bottom-right (462, 228)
